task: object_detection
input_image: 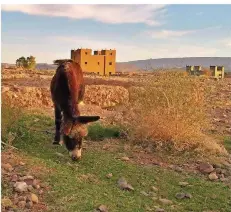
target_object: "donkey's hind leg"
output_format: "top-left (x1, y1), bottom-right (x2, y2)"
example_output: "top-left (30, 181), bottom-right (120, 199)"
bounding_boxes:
top-left (78, 84), bottom-right (85, 105)
top-left (53, 105), bottom-right (62, 145)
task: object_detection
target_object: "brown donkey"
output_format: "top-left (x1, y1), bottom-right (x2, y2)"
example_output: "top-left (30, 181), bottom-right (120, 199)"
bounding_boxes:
top-left (50, 59), bottom-right (100, 160)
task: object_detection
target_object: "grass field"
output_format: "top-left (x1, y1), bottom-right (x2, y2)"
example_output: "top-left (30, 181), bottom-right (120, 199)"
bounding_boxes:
top-left (2, 112), bottom-right (231, 212)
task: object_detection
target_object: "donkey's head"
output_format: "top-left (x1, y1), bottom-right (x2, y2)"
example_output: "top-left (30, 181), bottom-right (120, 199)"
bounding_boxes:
top-left (62, 116), bottom-right (100, 161)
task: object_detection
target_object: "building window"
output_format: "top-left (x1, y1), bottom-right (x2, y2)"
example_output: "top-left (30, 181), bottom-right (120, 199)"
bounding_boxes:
top-left (110, 52), bottom-right (113, 55)
top-left (98, 62), bottom-right (100, 65)
top-left (85, 52), bottom-right (88, 55)
top-left (109, 62), bottom-right (112, 65)
top-left (109, 72), bottom-right (112, 75)
top-left (97, 72), bottom-right (99, 75)
top-left (85, 62), bottom-right (87, 65)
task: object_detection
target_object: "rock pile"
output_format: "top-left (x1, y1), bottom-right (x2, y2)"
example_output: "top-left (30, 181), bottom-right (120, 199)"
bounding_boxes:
top-left (1, 159), bottom-right (48, 212)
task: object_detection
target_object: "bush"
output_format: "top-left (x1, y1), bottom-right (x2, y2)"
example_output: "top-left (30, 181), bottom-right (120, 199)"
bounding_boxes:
top-left (122, 72), bottom-right (226, 155)
top-left (87, 123), bottom-right (121, 141)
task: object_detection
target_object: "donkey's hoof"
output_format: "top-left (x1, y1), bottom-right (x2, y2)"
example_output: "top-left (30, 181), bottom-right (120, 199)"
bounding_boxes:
top-left (53, 141), bottom-right (60, 145)
top-left (78, 101), bottom-right (85, 105)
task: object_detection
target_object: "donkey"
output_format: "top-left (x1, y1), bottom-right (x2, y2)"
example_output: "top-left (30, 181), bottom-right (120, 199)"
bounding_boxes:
top-left (50, 59), bottom-right (100, 161)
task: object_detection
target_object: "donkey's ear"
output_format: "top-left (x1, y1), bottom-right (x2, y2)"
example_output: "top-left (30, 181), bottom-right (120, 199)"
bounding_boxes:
top-left (74, 116), bottom-right (100, 124)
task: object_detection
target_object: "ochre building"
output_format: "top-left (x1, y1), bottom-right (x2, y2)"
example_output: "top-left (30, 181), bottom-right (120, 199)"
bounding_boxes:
top-left (71, 48), bottom-right (116, 76)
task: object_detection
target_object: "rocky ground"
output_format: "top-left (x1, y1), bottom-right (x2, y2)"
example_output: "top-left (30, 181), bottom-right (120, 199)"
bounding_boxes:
top-left (2, 150), bottom-right (49, 211)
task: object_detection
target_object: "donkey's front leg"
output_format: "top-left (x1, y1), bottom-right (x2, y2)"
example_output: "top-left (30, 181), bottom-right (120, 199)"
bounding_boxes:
top-left (53, 106), bottom-right (62, 145)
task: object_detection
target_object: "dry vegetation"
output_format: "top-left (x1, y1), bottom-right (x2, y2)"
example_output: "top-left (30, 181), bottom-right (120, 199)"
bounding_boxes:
top-left (116, 72), bottom-right (227, 155)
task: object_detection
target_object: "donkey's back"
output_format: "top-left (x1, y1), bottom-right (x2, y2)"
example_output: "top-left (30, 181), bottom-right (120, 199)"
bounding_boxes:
top-left (51, 59), bottom-right (85, 117)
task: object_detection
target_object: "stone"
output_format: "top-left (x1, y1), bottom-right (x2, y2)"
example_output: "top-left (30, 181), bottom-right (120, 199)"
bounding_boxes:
top-left (117, 177), bottom-right (134, 191)
top-left (97, 204), bottom-right (108, 212)
top-left (178, 182), bottom-right (189, 187)
top-left (55, 152), bottom-right (64, 157)
top-left (21, 175), bottom-right (34, 180)
top-left (26, 196), bottom-right (32, 203)
top-left (151, 186), bottom-right (158, 192)
top-left (8, 168), bottom-right (14, 172)
top-left (222, 161), bottom-right (231, 168)
top-left (175, 193), bottom-right (186, 199)
top-left (14, 182), bottom-right (28, 192)
top-left (159, 198), bottom-right (173, 205)
top-left (18, 196), bottom-right (26, 201)
top-left (156, 208), bottom-right (165, 212)
top-left (208, 172), bottom-right (218, 180)
top-left (19, 162), bottom-right (25, 166)
top-left (1, 198), bottom-right (13, 208)
top-left (18, 201), bottom-right (26, 208)
top-left (153, 160), bottom-right (163, 166)
top-left (31, 193), bottom-right (39, 204)
top-left (38, 189), bottom-right (44, 195)
top-left (185, 193), bottom-right (193, 199)
top-left (13, 197), bottom-right (19, 205)
top-left (215, 168), bottom-right (223, 174)
top-left (11, 174), bottom-right (18, 182)
top-left (2, 163), bottom-right (13, 171)
top-left (24, 179), bottom-right (34, 186)
top-left (106, 173), bottom-right (113, 178)
top-left (213, 163), bottom-right (222, 169)
top-left (140, 191), bottom-right (149, 196)
top-left (199, 162), bottom-right (214, 174)
top-left (25, 201), bottom-right (33, 209)
top-left (174, 166), bottom-right (183, 172)
top-left (121, 156), bottom-right (130, 161)
top-left (28, 185), bottom-right (33, 191)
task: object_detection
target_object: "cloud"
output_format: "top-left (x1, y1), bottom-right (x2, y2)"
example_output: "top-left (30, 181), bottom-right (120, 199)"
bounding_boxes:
top-left (220, 38), bottom-right (231, 47)
top-left (145, 26), bottom-right (222, 40)
top-left (1, 4), bottom-right (167, 26)
top-left (146, 29), bottom-right (196, 39)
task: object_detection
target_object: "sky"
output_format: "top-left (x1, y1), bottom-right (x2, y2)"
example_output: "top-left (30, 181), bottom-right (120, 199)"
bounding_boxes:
top-left (1, 4), bottom-right (231, 63)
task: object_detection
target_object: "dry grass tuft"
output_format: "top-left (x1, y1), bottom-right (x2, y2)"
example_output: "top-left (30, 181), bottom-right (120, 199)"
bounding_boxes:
top-left (122, 71), bottom-right (226, 155)
top-left (1, 96), bottom-right (23, 145)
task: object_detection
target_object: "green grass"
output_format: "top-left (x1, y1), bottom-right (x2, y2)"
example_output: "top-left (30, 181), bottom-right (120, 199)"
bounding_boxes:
top-left (87, 123), bottom-right (121, 141)
top-left (224, 136), bottom-right (231, 153)
top-left (3, 112), bottom-right (231, 212)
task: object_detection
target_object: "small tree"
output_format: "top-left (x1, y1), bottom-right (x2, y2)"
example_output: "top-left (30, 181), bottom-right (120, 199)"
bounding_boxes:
top-left (16, 56), bottom-right (27, 68)
top-left (16, 56), bottom-right (36, 69)
top-left (26, 56), bottom-right (36, 69)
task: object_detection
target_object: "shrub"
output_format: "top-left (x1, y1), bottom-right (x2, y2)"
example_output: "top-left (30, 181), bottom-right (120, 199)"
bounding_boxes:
top-left (1, 97), bottom-right (23, 146)
top-left (87, 123), bottom-right (121, 141)
top-left (122, 71), bottom-right (226, 155)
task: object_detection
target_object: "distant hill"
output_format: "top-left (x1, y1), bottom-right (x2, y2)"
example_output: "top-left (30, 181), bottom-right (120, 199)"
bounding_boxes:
top-left (36, 63), bottom-right (57, 70)
top-left (116, 57), bottom-right (231, 71)
top-left (116, 57), bottom-right (231, 72)
top-left (3, 57), bottom-right (231, 72)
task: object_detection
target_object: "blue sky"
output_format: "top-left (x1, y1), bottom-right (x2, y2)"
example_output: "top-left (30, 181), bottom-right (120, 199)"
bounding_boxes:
top-left (2, 4), bottom-right (231, 63)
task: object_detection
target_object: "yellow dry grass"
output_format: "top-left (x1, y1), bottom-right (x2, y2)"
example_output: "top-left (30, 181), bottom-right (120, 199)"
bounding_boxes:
top-left (123, 71), bottom-right (226, 155)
